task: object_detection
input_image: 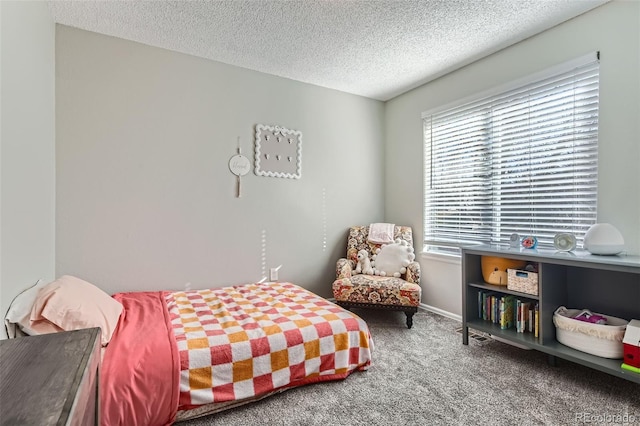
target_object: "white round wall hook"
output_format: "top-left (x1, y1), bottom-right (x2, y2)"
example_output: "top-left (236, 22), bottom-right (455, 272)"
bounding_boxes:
top-left (229, 140), bottom-right (250, 198)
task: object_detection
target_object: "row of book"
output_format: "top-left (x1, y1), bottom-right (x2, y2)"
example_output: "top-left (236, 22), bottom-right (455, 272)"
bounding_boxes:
top-left (478, 291), bottom-right (539, 337)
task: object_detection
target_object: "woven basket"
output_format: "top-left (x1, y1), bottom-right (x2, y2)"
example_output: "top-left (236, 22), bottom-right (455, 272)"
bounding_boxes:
top-left (507, 269), bottom-right (538, 295)
top-left (554, 306), bottom-right (628, 359)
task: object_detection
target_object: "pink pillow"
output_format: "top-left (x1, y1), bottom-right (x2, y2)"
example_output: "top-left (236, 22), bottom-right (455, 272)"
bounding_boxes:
top-left (25, 319), bottom-right (64, 335)
top-left (30, 275), bottom-right (123, 346)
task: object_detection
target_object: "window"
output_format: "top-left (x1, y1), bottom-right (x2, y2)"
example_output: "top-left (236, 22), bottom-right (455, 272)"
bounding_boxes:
top-left (423, 53), bottom-right (599, 254)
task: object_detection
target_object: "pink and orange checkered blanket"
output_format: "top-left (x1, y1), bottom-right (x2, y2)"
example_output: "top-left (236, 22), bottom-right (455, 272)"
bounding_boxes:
top-left (165, 282), bottom-right (373, 409)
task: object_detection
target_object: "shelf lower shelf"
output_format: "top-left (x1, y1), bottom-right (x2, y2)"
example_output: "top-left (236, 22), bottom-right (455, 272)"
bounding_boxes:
top-left (465, 319), bottom-right (640, 384)
top-left (466, 319), bottom-right (542, 347)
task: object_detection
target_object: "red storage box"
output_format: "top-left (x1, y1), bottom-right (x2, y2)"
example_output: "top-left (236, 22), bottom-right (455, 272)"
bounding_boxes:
top-left (623, 319), bottom-right (640, 368)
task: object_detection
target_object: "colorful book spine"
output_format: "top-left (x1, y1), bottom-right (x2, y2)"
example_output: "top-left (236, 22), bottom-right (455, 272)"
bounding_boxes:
top-left (528, 307), bottom-right (534, 333)
top-left (517, 300), bottom-right (530, 333)
top-left (483, 292), bottom-right (488, 321)
top-left (478, 291), bottom-right (538, 339)
top-left (500, 295), bottom-right (515, 330)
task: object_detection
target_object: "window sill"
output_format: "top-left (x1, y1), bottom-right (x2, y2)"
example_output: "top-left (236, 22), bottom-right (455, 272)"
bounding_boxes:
top-left (420, 251), bottom-right (462, 265)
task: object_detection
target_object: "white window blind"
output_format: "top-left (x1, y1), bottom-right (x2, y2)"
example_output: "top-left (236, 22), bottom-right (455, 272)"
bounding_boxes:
top-left (423, 54), bottom-right (599, 252)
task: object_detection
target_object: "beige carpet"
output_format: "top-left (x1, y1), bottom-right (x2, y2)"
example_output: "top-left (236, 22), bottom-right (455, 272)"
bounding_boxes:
top-left (178, 309), bottom-right (640, 425)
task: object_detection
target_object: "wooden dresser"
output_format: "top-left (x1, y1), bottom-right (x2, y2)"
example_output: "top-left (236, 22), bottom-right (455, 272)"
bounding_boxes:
top-left (0, 327), bottom-right (101, 425)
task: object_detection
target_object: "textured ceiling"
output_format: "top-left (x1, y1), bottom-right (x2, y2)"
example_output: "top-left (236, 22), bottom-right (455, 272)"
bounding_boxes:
top-left (48, 0), bottom-right (609, 101)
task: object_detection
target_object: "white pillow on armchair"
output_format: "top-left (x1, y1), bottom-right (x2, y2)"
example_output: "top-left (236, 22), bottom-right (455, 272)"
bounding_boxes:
top-left (371, 239), bottom-right (416, 278)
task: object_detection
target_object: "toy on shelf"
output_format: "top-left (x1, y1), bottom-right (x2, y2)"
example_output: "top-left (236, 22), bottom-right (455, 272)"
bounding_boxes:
top-left (521, 235), bottom-right (537, 249)
top-left (622, 364), bottom-right (640, 373)
top-left (574, 310), bottom-right (608, 325)
top-left (622, 319), bottom-right (640, 373)
top-left (481, 256), bottom-right (527, 286)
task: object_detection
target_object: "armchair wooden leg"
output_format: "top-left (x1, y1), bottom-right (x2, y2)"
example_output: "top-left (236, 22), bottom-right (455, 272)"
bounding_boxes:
top-left (405, 312), bottom-right (414, 329)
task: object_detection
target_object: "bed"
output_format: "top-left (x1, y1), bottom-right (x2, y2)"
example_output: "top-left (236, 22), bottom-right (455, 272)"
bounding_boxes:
top-left (4, 276), bottom-right (373, 425)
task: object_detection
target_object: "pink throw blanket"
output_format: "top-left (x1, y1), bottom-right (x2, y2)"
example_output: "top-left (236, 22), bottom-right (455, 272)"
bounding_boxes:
top-left (368, 223), bottom-right (395, 244)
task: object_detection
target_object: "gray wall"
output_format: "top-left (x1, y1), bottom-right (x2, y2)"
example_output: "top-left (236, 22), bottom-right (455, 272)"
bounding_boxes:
top-left (0, 1), bottom-right (56, 339)
top-left (385, 0), bottom-right (640, 318)
top-left (55, 26), bottom-right (385, 298)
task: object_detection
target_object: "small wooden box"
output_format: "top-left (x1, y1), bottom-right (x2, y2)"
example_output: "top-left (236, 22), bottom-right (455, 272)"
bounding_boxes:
top-left (507, 269), bottom-right (539, 295)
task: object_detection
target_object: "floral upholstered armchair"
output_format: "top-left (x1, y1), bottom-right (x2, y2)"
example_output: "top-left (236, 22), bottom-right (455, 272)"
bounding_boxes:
top-left (332, 225), bottom-right (422, 328)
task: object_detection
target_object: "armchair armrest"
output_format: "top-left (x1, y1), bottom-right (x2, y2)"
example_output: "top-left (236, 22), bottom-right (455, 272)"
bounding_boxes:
top-left (336, 258), bottom-right (355, 279)
top-left (405, 261), bottom-right (421, 285)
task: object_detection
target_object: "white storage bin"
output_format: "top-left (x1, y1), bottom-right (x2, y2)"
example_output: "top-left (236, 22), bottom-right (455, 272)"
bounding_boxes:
top-left (553, 306), bottom-right (628, 359)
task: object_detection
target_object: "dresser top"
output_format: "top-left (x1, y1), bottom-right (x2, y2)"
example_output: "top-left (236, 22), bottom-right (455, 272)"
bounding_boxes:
top-left (0, 328), bottom-right (101, 425)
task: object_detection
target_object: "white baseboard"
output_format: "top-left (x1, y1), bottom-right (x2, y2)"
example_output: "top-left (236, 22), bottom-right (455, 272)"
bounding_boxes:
top-left (328, 297), bottom-right (462, 323)
top-left (419, 303), bottom-right (462, 322)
